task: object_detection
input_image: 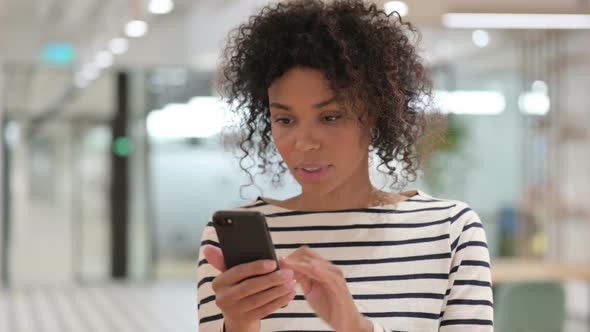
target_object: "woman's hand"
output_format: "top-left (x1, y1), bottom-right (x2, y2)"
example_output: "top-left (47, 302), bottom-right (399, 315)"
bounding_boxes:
top-left (279, 246), bottom-right (373, 332)
top-left (203, 245), bottom-right (297, 332)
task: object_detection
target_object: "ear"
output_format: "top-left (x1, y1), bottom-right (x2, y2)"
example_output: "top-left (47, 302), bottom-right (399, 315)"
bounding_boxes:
top-left (202, 245), bottom-right (227, 272)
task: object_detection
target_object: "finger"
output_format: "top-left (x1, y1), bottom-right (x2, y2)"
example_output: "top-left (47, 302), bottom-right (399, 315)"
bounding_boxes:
top-left (228, 269), bottom-right (294, 300)
top-left (292, 270), bottom-right (306, 282)
top-left (246, 289), bottom-right (296, 320)
top-left (284, 258), bottom-right (343, 295)
top-left (284, 252), bottom-right (342, 278)
top-left (279, 257), bottom-right (315, 294)
top-left (287, 246), bottom-right (331, 269)
top-left (214, 259), bottom-right (277, 288)
top-left (308, 260), bottom-right (349, 296)
top-left (314, 258), bottom-right (344, 277)
top-left (279, 257), bottom-right (305, 281)
top-left (298, 276), bottom-right (313, 295)
top-left (310, 259), bottom-right (342, 286)
top-left (299, 245), bottom-right (323, 259)
top-left (297, 245), bottom-right (327, 262)
top-left (288, 246), bottom-right (315, 262)
top-left (281, 258), bottom-right (325, 282)
top-left (203, 245), bottom-right (227, 272)
top-left (238, 280), bottom-right (297, 312)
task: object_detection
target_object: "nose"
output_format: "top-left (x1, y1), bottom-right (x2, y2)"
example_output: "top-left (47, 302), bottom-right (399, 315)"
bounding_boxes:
top-left (294, 127), bottom-right (320, 152)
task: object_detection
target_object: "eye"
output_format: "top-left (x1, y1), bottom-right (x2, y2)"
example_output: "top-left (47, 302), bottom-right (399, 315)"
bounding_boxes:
top-left (323, 115), bottom-right (341, 122)
top-left (274, 118), bottom-right (293, 125)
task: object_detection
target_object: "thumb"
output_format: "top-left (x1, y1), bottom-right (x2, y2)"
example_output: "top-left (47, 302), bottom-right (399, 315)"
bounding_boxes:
top-left (299, 276), bottom-right (313, 295)
top-left (203, 245), bottom-right (227, 272)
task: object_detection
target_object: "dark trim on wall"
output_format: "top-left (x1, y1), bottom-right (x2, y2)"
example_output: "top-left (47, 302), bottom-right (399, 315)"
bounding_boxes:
top-left (1, 117), bottom-right (11, 287)
top-left (110, 72), bottom-right (129, 278)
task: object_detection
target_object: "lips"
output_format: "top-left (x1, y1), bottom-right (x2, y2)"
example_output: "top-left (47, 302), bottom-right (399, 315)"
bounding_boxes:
top-left (295, 163), bottom-right (332, 182)
top-left (295, 163), bottom-right (331, 170)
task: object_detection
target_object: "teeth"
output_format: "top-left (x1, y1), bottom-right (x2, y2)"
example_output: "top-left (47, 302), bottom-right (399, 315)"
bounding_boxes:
top-left (303, 167), bottom-right (321, 172)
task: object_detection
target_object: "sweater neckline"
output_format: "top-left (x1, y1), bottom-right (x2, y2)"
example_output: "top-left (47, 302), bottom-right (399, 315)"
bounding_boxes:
top-left (256, 189), bottom-right (424, 213)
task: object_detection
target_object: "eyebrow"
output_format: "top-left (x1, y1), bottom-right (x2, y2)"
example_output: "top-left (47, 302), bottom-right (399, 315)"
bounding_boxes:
top-left (269, 97), bottom-right (337, 111)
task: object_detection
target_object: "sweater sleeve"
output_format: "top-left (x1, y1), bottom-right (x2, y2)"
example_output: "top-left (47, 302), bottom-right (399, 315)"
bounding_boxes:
top-left (439, 202), bottom-right (494, 331)
top-left (197, 222), bottom-right (225, 332)
top-left (368, 202), bottom-right (494, 332)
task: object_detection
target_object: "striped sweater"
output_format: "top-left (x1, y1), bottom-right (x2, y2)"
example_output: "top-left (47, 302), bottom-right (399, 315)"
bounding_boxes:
top-left (197, 189), bottom-right (494, 331)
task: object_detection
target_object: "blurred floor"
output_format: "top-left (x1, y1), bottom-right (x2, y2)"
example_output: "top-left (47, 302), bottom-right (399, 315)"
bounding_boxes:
top-left (0, 281), bottom-right (197, 332)
top-left (1, 280), bottom-right (589, 332)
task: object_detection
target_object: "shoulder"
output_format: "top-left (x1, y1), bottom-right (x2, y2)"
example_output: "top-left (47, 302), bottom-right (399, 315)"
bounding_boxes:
top-left (417, 190), bottom-right (477, 214)
top-left (236, 197), bottom-right (272, 211)
top-left (414, 190), bottom-right (480, 224)
top-left (416, 193), bottom-right (489, 261)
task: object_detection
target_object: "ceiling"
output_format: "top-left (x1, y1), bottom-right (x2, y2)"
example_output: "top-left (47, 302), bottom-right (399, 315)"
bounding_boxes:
top-left (0, 0), bottom-right (588, 123)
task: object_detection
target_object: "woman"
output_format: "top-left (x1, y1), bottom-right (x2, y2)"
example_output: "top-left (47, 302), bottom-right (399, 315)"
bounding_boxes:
top-left (198, 0), bottom-right (493, 331)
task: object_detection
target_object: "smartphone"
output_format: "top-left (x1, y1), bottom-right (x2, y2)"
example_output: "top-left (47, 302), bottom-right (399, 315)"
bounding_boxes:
top-left (211, 210), bottom-right (279, 273)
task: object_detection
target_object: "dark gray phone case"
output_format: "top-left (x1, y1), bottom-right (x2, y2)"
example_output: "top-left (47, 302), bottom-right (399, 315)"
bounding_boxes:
top-left (212, 210), bottom-right (279, 272)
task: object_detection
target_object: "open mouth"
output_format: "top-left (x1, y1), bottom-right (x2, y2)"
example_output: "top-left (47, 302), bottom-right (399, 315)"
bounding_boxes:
top-left (296, 165), bottom-right (331, 181)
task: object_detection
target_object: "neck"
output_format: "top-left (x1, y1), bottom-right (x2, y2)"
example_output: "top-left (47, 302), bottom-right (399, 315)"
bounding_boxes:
top-left (295, 185), bottom-right (380, 211)
top-left (293, 159), bottom-right (387, 211)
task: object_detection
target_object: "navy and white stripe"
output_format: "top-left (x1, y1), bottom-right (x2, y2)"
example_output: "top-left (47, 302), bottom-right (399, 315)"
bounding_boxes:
top-left (197, 189), bottom-right (493, 331)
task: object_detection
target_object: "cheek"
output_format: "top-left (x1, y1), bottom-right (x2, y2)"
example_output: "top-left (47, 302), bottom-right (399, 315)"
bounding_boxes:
top-left (271, 124), bottom-right (367, 161)
top-left (275, 141), bottom-right (292, 157)
top-left (272, 130), bottom-right (293, 157)
top-left (334, 127), bottom-right (368, 151)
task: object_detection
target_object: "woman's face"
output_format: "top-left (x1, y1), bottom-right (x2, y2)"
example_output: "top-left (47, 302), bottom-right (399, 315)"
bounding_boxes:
top-left (268, 67), bottom-right (371, 194)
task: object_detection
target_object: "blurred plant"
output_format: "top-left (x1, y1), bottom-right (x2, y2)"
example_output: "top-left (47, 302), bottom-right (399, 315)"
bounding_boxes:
top-left (421, 113), bottom-right (468, 193)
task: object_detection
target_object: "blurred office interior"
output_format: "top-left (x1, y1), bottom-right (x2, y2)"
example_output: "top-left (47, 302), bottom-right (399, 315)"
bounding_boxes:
top-left (0, 0), bottom-right (589, 331)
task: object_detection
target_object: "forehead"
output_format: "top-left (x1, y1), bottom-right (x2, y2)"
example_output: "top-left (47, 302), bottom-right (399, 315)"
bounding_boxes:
top-left (268, 67), bottom-right (332, 101)
top-left (266, 67), bottom-right (369, 123)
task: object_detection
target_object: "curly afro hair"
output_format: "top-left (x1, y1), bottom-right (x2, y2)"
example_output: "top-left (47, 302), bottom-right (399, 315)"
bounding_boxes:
top-left (218, 0), bottom-right (441, 193)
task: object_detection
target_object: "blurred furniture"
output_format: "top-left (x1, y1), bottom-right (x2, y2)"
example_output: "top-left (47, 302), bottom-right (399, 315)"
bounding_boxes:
top-left (492, 259), bottom-right (590, 283)
top-left (492, 258), bottom-right (590, 330)
top-left (494, 281), bottom-right (565, 332)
